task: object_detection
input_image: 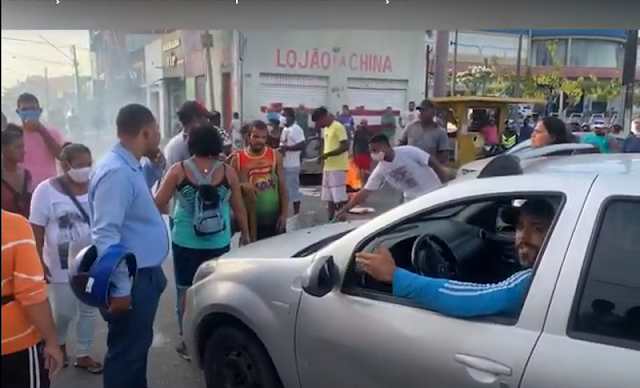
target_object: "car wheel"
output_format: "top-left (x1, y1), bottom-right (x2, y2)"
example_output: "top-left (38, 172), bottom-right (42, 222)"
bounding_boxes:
top-left (203, 326), bottom-right (283, 388)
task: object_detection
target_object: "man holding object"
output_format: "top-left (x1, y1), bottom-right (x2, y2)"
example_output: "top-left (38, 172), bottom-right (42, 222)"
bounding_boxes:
top-left (89, 104), bottom-right (169, 388)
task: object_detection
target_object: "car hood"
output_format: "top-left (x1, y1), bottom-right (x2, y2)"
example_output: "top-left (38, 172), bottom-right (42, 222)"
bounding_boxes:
top-left (457, 157), bottom-right (492, 179)
top-left (221, 220), bottom-right (367, 259)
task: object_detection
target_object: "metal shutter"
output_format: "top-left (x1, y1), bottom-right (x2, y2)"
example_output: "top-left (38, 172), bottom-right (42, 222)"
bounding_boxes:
top-left (347, 78), bottom-right (408, 125)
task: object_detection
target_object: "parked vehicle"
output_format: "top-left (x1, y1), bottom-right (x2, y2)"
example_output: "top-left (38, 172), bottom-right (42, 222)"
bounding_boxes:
top-left (183, 153), bottom-right (639, 388)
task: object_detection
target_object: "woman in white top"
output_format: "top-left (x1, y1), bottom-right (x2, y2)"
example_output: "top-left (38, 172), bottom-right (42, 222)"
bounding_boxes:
top-left (28, 143), bottom-right (103, 374)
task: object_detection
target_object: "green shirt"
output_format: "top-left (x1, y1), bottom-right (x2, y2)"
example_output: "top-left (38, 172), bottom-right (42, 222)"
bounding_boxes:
top-left (381, 114), bottom-right (397, 138)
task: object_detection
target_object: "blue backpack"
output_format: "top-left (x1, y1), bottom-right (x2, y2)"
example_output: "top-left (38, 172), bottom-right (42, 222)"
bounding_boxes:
top-left (182, 159), bottom-right (228, 236)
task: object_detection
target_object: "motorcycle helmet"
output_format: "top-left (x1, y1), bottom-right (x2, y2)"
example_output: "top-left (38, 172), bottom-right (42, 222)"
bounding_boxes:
top-left (69, 244), bottom-right (137, 309)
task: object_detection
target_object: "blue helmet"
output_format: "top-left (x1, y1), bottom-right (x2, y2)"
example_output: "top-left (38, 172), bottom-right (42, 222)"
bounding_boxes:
top-left (69, 244), bottom-right (137, 309)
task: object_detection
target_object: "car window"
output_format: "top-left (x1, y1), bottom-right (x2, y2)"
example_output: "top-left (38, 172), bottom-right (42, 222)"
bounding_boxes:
top-left (569, 198), bottom-right (640, 348)
top-left (344, 193), bottom-right (565, 325)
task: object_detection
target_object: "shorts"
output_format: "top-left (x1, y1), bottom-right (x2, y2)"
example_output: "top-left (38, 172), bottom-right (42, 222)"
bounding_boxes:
top-left (284, 167), bottom-right (302, 203)
top-left (321, 170), bottom-right (348, 203)
top-left (1, 343), bottom-right (50, 388)
top-left (256, 224), bottom-right (284, 241)
top-left (354, 153), bottom-right (371, 171)
top-left (172, 243), bottom-right (230, 288)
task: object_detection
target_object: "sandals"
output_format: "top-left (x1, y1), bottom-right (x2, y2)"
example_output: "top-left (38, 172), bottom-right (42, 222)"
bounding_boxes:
top-left (74, 360), bottom-right (104, 374)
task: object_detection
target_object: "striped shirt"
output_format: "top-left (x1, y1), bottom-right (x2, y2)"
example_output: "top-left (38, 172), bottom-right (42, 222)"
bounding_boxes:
top-left (1, 210), bottom-right (48, 355)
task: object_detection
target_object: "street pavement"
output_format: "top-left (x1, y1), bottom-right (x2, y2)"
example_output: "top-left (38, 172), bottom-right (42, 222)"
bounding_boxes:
top-left (51, 182), bottom-right (401, 388)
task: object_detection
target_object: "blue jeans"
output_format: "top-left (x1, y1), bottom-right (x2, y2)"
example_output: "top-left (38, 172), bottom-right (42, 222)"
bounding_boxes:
top-left (100, 266), bottom-right (167, 388)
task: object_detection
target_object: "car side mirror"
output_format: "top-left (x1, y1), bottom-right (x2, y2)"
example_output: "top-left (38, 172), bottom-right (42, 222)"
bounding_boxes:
top-left (301, 255), bottom-right (339, 298)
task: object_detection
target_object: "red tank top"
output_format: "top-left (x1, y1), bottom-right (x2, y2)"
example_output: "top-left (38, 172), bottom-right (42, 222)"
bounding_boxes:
top-left (235, 147), bottom-right (276, 171)
top-left (1, 170), bottom-right (32, 219)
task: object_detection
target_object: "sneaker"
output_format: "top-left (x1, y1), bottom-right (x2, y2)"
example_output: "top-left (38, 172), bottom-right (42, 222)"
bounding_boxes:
top-left (175, 342), bottom-right (191, 361)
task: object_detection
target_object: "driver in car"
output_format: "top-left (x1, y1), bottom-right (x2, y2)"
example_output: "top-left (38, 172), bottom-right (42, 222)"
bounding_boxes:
top-left (355, 199), bottom-right (555, 317)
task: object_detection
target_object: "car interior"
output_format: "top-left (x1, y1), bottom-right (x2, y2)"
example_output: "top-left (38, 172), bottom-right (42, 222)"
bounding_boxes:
top-left (343, 194), bottom-right (564, 299)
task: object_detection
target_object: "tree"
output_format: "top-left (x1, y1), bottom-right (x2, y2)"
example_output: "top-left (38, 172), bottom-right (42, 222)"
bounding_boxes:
top-left (516, 41), bottom-right (622, 107)
top-left (455, 65), bottom-right (497, 96)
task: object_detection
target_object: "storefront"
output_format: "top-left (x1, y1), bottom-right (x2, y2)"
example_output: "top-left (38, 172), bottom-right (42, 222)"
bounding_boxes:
top-left (161, 31), bottom-right (187, 137)
top-left (182, 30), bottom-right (207, 106)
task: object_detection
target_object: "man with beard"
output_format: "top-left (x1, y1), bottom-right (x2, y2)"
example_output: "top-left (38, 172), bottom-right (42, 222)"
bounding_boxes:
top-left (89, 104), bottom-right (168, 388)
top-left (355, 199), bottom-right (555, 317)
top-left (229, 120), bottom-right (287, 241)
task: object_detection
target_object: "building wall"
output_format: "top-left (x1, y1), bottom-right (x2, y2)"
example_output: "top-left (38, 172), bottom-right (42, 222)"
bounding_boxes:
top-left (233, 30), bottom-right (426, 120)
top-left (143, 38), bottom-right (166, 133)
top-left (445, 30), bottom-right (529, 67)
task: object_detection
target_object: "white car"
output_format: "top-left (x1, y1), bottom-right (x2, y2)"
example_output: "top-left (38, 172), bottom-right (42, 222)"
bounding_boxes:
top-left (457, 140), bottom-right (597, 179)
top-left (183, 153), bottom-right (639, 388)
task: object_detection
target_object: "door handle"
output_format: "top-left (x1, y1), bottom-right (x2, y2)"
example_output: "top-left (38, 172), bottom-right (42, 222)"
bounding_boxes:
top-left (454, 353), bottom-right (512, 377)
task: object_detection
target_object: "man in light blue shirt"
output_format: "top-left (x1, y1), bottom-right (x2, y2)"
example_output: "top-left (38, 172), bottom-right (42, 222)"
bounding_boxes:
top-left (89, 103), bottom-right (169, 388)
top-left (355, 199), bottom-right (555, 318)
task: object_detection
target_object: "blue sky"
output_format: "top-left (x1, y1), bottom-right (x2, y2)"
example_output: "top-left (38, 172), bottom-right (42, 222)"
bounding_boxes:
top-left (1, 30), bottom-right (91, 87)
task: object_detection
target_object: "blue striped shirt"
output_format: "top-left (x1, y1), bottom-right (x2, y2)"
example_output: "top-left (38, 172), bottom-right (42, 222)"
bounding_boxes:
top-left (392, 268), bottom-right (533, 317)
top-left (89, 143), bottom-right (169, 297)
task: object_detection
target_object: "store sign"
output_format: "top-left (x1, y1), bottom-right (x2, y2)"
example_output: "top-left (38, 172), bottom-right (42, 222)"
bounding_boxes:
top-left (275, 48), bottom-right (393, 74)
top-left (163, 39), bottom-right (181, 52)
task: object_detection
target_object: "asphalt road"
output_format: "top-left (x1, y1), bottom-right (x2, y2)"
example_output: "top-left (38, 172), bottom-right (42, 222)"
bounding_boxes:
top-left (51, 182), bottom-right (401, 388)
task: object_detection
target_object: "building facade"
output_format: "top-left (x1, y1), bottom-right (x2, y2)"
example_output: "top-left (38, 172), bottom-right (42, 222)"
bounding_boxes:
top-left (440, 29), bottom-right (639, 114)
top-left (210, 30), bottom-right (427, 129)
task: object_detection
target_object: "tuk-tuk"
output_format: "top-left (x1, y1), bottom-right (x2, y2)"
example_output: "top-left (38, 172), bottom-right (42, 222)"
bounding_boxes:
top-left (430, 96), bottom-right (546, 168)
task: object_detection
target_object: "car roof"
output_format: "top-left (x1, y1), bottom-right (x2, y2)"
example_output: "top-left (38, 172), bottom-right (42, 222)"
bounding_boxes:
top-left (520, 153), bottom-right (640, 175)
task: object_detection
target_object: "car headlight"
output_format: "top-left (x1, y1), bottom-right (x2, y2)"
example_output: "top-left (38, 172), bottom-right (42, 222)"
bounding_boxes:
top-left (192, 260), bottom-right (218, 284)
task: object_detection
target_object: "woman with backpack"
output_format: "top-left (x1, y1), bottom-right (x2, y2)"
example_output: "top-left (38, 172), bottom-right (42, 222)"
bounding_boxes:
top-left (154, 123), bottom-right (250, 360)
top-left (1, 124), bottom-right (32, 218)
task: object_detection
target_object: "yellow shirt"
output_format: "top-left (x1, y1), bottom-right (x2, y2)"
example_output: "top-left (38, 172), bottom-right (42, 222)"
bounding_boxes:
top-left (323, 120), bottom-right (349, 171)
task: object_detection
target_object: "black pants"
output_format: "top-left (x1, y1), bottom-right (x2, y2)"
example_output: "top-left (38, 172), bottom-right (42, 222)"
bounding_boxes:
top-left (1, 343), bottom-right (50, 388)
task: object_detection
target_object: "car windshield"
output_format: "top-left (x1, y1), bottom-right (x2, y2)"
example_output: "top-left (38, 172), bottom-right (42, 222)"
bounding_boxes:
top-left (292, 229), bottom-right (354, 257)
top-left (506, 139), bottom-right (532, 154)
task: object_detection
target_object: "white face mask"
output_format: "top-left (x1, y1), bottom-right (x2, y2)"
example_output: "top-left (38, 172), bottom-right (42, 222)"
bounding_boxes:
top-left (370, 152), bottom-right (385, 162)
top-left (67, 167), bottom-right (92, 183)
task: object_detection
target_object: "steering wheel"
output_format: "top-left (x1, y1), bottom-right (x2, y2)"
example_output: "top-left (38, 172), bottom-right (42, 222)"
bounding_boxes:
top-left (411, 234), bottom-right (459, 279)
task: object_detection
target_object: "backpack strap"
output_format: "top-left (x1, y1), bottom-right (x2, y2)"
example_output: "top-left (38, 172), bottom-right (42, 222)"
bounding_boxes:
top-left (183, 158), bottom-right (221, 184)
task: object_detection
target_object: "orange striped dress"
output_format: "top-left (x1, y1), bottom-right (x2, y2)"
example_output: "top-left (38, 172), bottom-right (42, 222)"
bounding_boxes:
top-left (1, 210), bottom-right (48, 355)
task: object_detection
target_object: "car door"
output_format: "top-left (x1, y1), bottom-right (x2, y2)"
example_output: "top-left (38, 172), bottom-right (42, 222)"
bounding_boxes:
top-left (294, 175), bottom-right (594, 388)
top-left (520, 175), bottom-right (640, 388)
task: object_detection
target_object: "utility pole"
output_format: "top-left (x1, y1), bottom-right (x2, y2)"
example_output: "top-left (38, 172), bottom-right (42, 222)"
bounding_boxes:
top-left (201, 31), bottom-right (215, 110)
top-left (425, 45), bottom-right (433, 97)
top-left (621, 30), bottom-right (638, 133)
top-left (71, 45), bottom-right (81, 112)
top-left (450, 30), bottom-right (459, 96)
top-left (433, 31), bottom-right (450, 98)
top-left (513, 33), bottom-right (524, 97)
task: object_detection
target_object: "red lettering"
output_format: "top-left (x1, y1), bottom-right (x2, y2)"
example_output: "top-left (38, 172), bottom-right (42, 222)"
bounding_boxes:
top-left (360, 54), bottom-right (369, 72)
top-left (320, 52), bottom-right (331, 69)
top-left (285, 50), bottom-right (297, 68)
top-left (309, 50), bottom-right (320, 69)
top-left (349, 53), bottom-right (358, 71)
top-left (298, 50), bottom-right (309, 69)
top-left (276, 49), bottom-right (285, 68)
top-left (274, 49), bottom-right (393, 73)
top-left (382, 55), bottom-right (392, 73)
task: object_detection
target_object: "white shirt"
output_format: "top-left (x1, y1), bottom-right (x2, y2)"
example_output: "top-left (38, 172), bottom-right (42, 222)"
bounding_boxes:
top-left (29, 179), bottom-right (91, 284)
top-left (280, 123), bottom-right (306, 169)
top-left (364, 146), bottom-right (443, 200)
top-left (401, 110), bottom-right (418, 128)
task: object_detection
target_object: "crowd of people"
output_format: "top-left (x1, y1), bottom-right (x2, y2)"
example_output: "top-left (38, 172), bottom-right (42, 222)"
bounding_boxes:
top-left (1, 89), bottom-right (639, 388)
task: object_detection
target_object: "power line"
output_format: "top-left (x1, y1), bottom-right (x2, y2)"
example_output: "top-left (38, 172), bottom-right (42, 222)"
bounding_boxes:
top-left (0, 36), bottom-right (89, 51)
